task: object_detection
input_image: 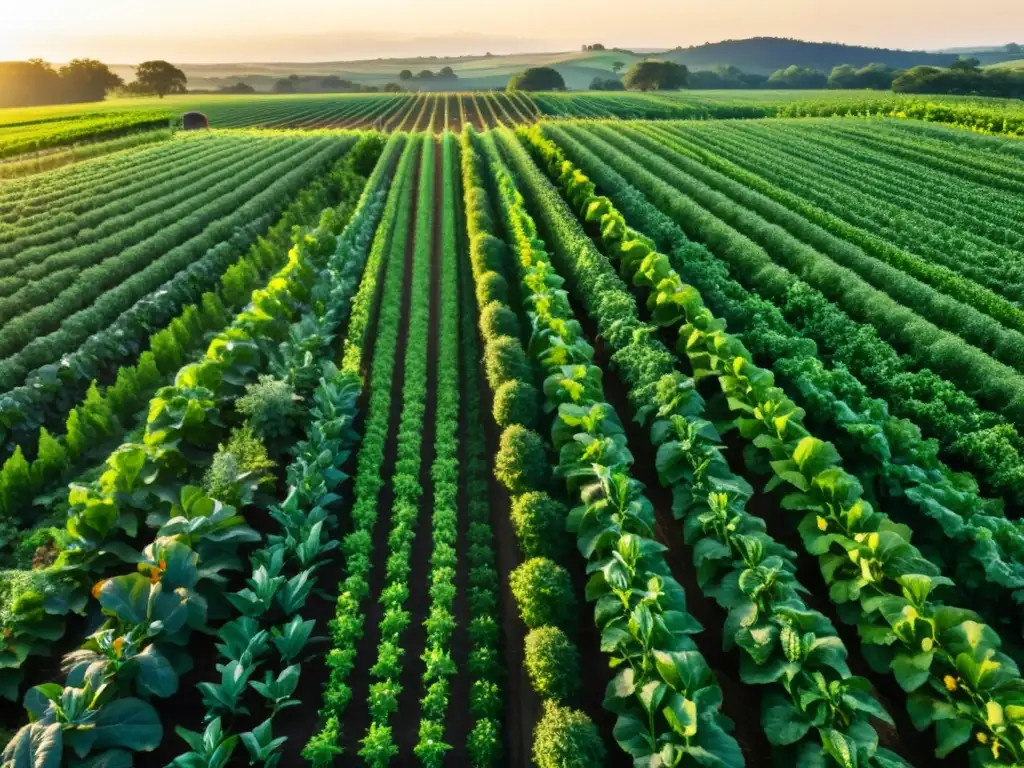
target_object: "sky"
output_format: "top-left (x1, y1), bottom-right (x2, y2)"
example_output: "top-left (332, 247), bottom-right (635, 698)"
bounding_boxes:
top-left (2, 0), bottom-right (1021, 63)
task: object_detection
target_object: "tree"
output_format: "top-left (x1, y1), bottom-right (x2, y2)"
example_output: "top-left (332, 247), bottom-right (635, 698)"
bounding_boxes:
top-left (218, 82), bottom-right (255, 94)
top-left (623, 60), bottom-right (689, 91)
top-left (399, 69), bottom-right (413, 80)
top-left (0, 60), bottom-right (63, 107)
top-left (134, 60), bottom-right (187, 97)
top-left (383, 82), bottom-right (405, 92)
top-left (274, 78), bottom-right (297, 93)
top-left (507, 67), bottom-right (566, 91)
top-left (950, 56), bottom-right (981, 71)
top-left (767, 64), bottom-right (828, 89)
top-left (589, 77), bottom-right (624, 91)
top-left (1007, 43), bottom-right (1022, 54)
top-left (59, 59), bottom-right (122, 102)
top-left (417, 69), bottom-right (435, 79)
top-left (611, 61), bottom-right (626, 73)
top-left (439, 66), bottom-right (456, 78)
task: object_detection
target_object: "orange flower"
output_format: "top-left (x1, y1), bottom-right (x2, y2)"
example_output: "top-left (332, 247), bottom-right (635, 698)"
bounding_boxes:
top-left (91, 579), bottom-right (107, 599)
top-left (112, 637), bottom-right (125, 657)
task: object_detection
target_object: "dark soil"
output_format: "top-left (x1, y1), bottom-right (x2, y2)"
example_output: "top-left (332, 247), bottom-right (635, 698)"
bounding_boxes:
top-left (447, 95), bottom-right (463, 134)
top-left (462, 97), bottom-right (485, 133)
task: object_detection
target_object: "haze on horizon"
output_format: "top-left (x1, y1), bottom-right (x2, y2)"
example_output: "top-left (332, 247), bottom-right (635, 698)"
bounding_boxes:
top-left (2, 0), bottom-right (1020, 64)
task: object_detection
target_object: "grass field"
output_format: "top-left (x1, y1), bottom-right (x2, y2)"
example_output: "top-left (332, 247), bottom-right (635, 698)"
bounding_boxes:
top-left (2, 98), bottom-right (1024, 768)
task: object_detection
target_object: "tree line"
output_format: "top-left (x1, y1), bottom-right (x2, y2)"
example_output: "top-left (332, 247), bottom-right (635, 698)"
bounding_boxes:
top-left (581, 57), bottom-right (1024, 97)
top-left (0, 59), bottom-right (188, 108)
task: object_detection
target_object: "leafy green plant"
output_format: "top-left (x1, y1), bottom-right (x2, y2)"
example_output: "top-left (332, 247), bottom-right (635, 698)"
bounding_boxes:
top-left (358, 722), bottom-right (398, 767)
top-left (509, 557), bottom-right (576, 631)
top-left (198, 659), bottom-right (258, 716)
top-left (494, 426), bottom-right (549, 493)
top-left (236, 376), bottom-right (302, 441)
top-left (250, 664), bottom-right (300, 714)
top-left (524, 626), bottom-right (580, 702)
top-left (272, 614), bottom-right (315, 664)
top-left (532, 700), bottom-right (606, 768)
top-left (241, 717), bottom-right (286, 768)
top-left (172, 717), bottom-right (238, 768)
top-left (3, 681), bottom-right (162, 766)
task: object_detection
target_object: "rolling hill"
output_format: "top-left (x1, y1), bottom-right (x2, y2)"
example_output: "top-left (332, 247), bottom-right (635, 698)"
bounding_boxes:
top-left (109, 38), bottom-right (1024, 93)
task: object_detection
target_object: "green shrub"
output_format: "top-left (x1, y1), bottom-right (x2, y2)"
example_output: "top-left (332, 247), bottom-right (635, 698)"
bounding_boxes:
top-left (476, 270), bottom-right (509, 308)
top-left (471, 234), bottom-right (508, 275)
top-left (480, 301), bottom-right (520, 340)
top-left (237, 375), bottom-right (302, 440)
top-left (492, 379), bottom-right (538, 429)
top-left (524, 626), bottom-right (580, 701)
top-left (533, 701), bottom-right (605, 768)
top-left (509, 557), bottom-right (576, 630)
top-left (494, 426), bottom-right (548, 494)
top-left (203, 424), bottom-right (276, 506)
top-left (484, 336), bottom-right (531, 391)
top-left (467, 717), bottom-right (501, 768)
top-left (510, 491), bottom-right (568, 559)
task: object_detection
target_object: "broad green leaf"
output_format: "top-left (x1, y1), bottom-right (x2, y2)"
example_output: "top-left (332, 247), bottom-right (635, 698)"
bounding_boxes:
top-left (91, 698), bottom-right (162, 751)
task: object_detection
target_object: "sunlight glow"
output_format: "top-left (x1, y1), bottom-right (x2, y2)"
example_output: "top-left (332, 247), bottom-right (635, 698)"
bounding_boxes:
top-left (2, 0), bottom-right (1021, 63)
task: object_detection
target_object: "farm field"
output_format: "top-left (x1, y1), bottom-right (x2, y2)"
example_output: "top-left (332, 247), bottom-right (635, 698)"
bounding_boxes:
top-left (1, 89), bottom-right (1022, 151)
top-left (2, 108), bottom-right (1024, 768)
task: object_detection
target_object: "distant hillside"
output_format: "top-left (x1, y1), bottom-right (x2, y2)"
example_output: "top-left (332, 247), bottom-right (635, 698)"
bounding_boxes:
top-left (659, 37), bottom-right (996, 74)
top-left (165, 49), bottom-right (644, 92)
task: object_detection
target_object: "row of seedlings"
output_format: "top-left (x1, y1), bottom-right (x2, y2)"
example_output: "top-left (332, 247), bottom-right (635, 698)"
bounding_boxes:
top-left (301, 135), bottom-right (421, 763)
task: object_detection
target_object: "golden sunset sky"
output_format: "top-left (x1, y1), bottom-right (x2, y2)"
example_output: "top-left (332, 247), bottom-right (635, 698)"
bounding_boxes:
top-left (2, 0), bottom-right (1021, 63)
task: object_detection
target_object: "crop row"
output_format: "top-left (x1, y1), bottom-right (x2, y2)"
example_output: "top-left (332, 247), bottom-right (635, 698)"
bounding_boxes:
top-left (0, 136), bottom-right (348, 399)
top-left (631, 122), bottom-right (1024, 375)
top-left (355, 133), bottom-right (435, 765)
top-left (303, 134), bottom-right (419, 763)
top-left (164, 132), bottom-right (402, 767)
top-left (453, 131), bottom-right (505, 767)
top-left (669, 122), bottom-right (1024, 306)
top-left (0, 129), bottom-right (395, 765)
top-left (0, 111), bottom-right (170, 159)
top-left (460, 126), bottom-right (618, 766)
top-left (538, 122), bottom-right (1024, 644)
top-left (0, 138), bottom-right (378, 583)
top-left (553, 122), bottom-right (1024, 509)
top-left (519, 124), bottom-right (1024, 764)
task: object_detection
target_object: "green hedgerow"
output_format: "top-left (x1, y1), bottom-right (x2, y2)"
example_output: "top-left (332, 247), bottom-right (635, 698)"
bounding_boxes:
top-left (510, 491), bottom-right (569, 560)
top-left (524, 626), bottom-right (580, 701)
top-left (494, 426), bottom-right (549, 494)
top-left (479, 301), bottom-right (520, 340)
top-left (492, 379), bottom-right (538, 429)
top-left (533, 701), bottom-right (606, 768)
top-left (476, 270), bottom-right (509, 309)
top-left (509, 557), bottom-right (576, 630)
top-left (484, 335), bottom-right (531, 391)
top-left (471, 234), bottom-right (508, 275)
